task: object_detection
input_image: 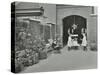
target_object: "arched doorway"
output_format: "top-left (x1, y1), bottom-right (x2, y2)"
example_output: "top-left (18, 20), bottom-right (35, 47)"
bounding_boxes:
top-left (62, 15), bottom-right (87, 46)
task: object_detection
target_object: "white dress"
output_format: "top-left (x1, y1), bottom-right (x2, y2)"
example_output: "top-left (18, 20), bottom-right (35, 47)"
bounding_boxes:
top-left (81, 33), bottom-right (87, 46)
top-left (67, 36), bottom-right (73, 47)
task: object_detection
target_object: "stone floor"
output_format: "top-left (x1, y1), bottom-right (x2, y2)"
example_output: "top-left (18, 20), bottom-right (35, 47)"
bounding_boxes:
top-left (21, 46), bottom-right (97, 73)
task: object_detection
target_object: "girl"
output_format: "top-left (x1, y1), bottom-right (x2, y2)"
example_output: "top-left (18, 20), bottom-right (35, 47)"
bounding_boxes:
top-left (67, 35), bottom-right (73, 50)
top-left (81, 28), bottom-right (87, 51)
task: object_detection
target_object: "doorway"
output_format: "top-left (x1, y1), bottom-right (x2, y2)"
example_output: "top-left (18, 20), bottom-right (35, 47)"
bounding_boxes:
top-left (62, 15), bottom-right (87, 46)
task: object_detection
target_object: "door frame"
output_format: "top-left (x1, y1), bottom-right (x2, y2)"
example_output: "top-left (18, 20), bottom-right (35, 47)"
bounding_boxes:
top-left (62, 15), bottom-right (87, 46)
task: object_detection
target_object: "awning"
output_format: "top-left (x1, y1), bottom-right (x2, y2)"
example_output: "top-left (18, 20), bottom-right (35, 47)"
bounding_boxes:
top-left (13, 7), bottom-right (44, 16)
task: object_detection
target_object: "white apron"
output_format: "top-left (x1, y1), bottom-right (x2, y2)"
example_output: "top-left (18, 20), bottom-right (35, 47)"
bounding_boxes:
top-left (67, 36), bottom-right (73, 47)
top-left (81, 34), bottom-right (87, 46)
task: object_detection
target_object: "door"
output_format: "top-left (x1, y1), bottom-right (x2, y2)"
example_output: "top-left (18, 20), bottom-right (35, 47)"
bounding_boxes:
top-left (62, 15), bottom-right (87, 46)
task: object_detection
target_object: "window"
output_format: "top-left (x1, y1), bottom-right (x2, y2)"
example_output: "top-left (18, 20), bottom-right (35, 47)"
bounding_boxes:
top-left (91, 6), bottom-right (97, 16)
